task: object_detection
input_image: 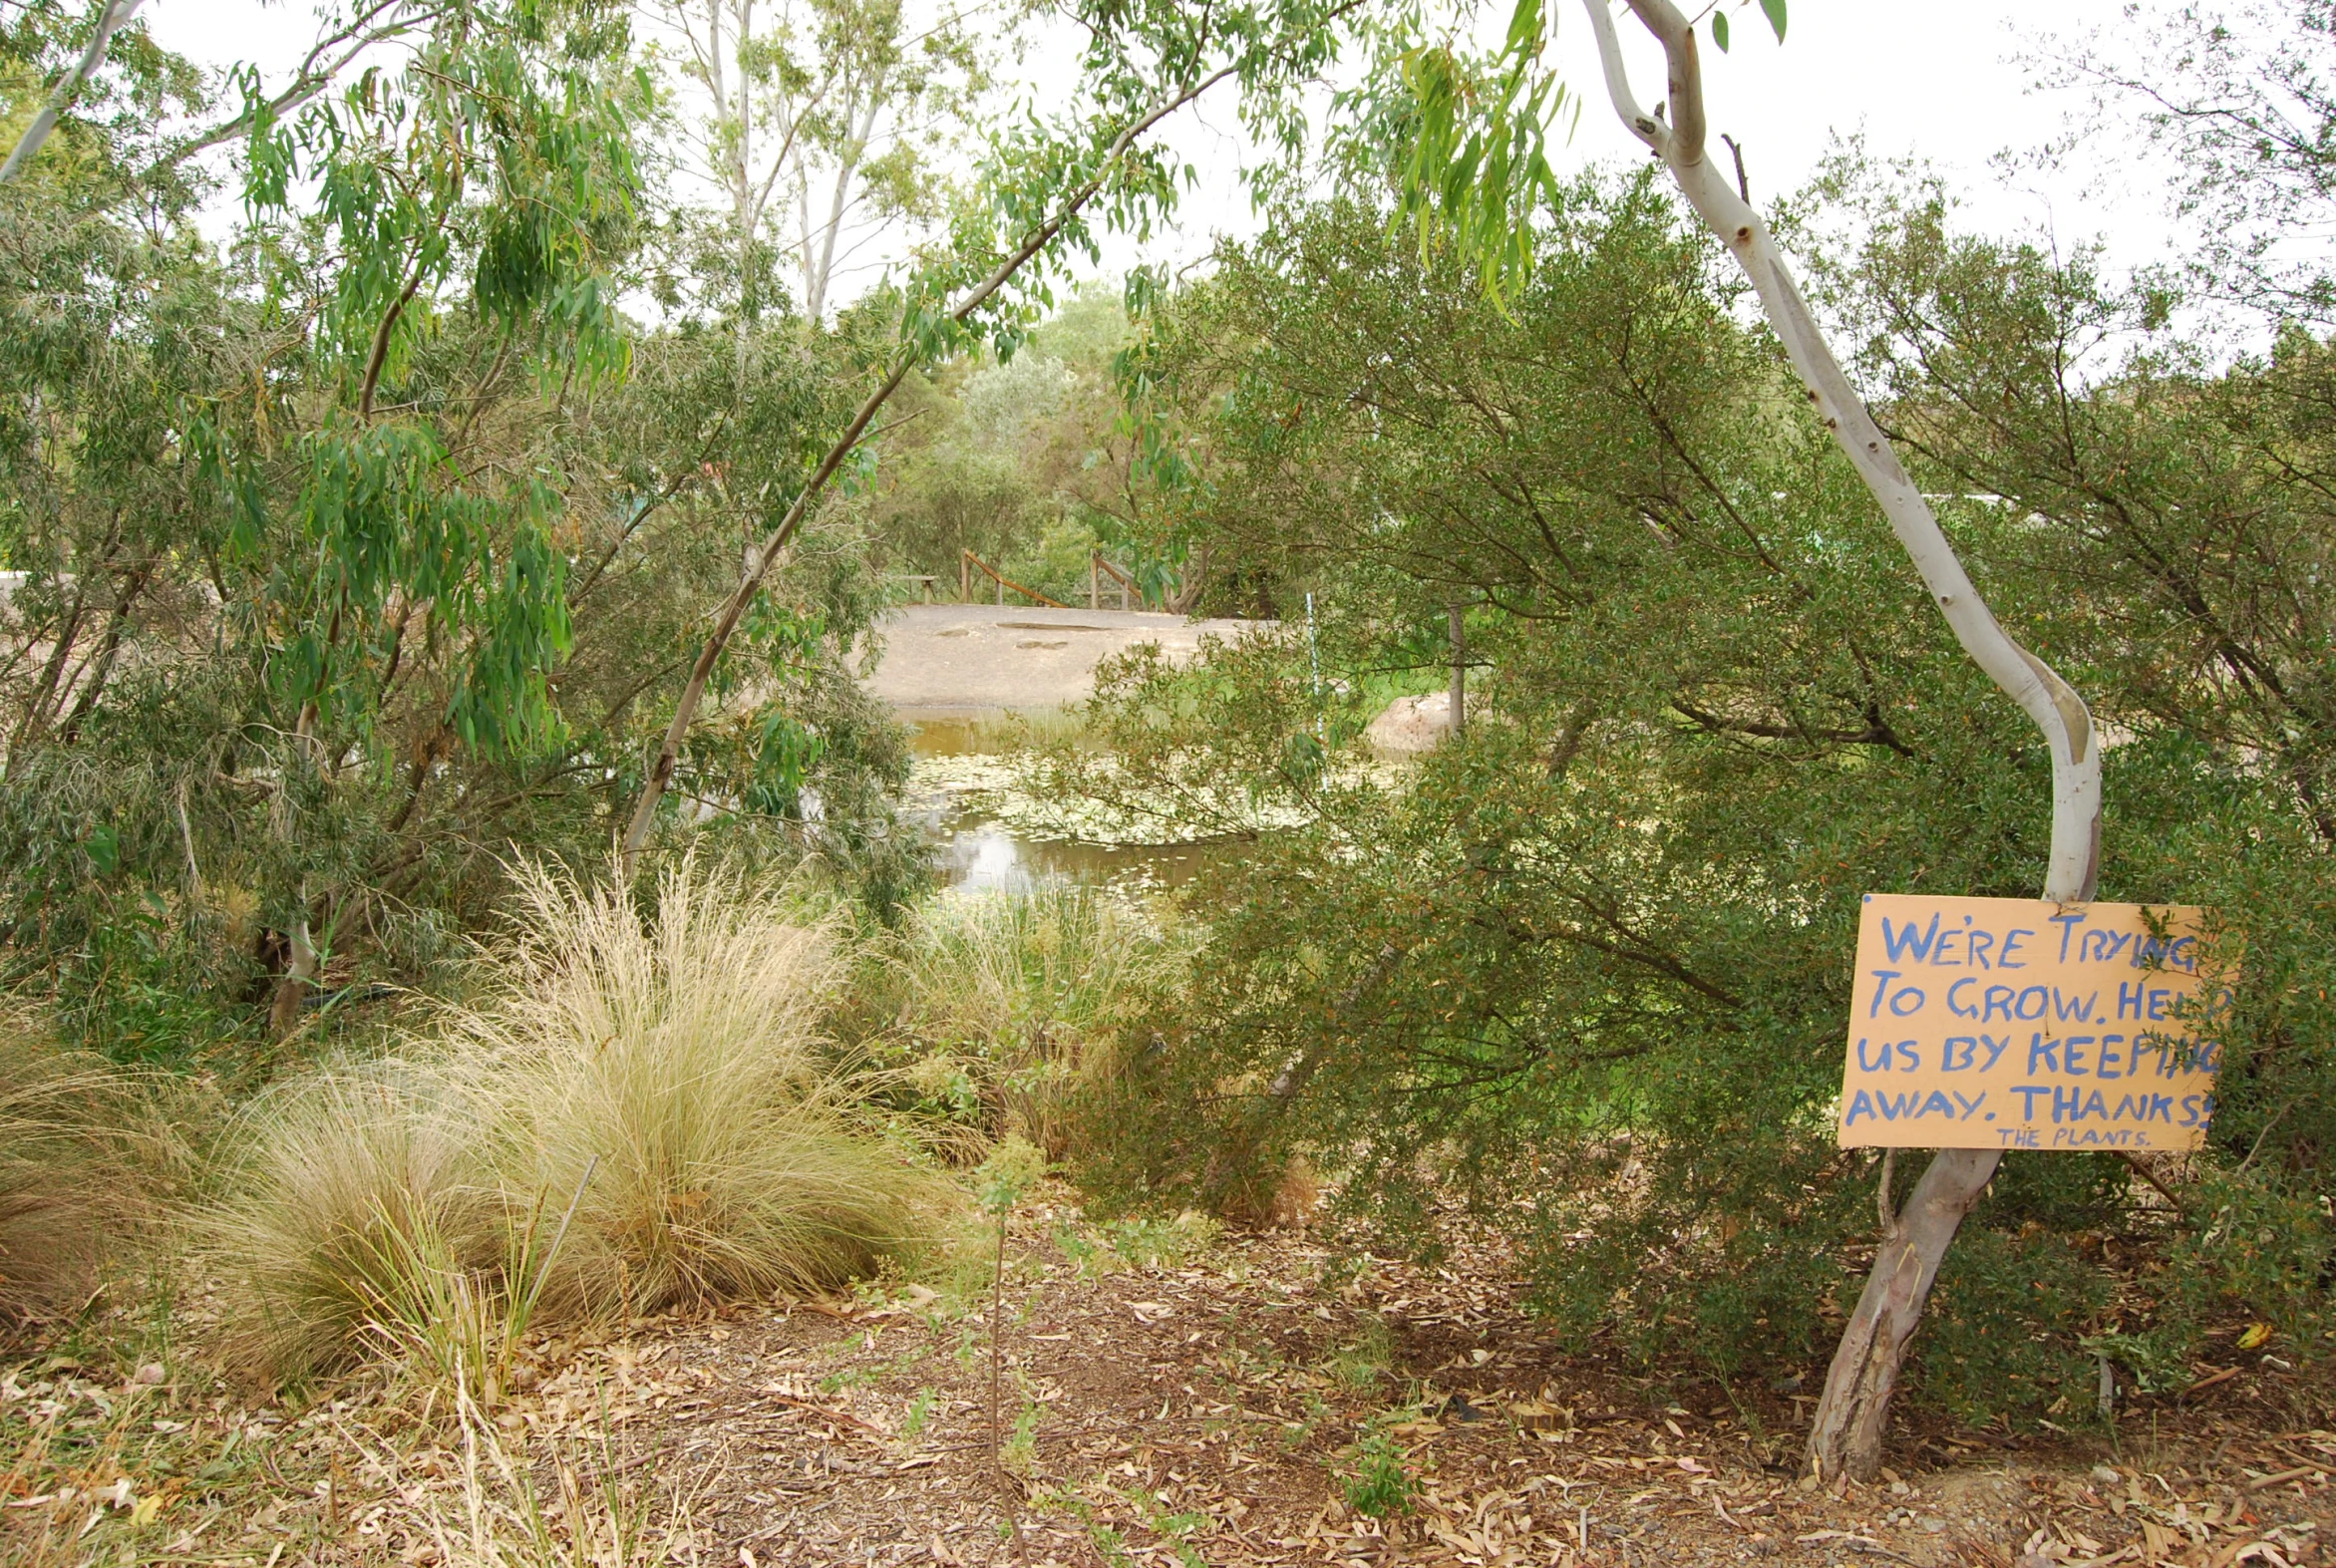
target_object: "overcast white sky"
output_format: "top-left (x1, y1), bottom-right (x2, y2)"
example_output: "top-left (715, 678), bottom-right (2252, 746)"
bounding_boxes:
top-left (145, 0), bottom-right (2175, 296)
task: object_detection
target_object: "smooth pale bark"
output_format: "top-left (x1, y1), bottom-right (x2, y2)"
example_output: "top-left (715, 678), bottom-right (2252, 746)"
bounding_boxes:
top-left (0, 0), bottom-right (144, 186)
top-left (1449, 602), bottom-right (1467, 735)
top-left (1579, 0), bottom-right (2104, 1482)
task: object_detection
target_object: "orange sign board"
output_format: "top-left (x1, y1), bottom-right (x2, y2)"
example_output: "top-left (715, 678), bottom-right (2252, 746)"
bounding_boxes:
top-left (1839, 894), bottom-right (2222, 1151)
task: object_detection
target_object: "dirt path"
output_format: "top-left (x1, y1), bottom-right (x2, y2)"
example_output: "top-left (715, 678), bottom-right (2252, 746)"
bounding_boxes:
top-left (7, 1201), bottom-right (2328, 1566)
top-left (492, 1205), bottom-right (2329, 1568)
top-left (861, 606), bottom-right (1266, 715)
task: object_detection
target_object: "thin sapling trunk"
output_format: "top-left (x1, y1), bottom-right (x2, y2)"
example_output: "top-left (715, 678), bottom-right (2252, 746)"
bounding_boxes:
top-left (975, 1137), bottom-right (1041, 1488)
top-left (1579, 0), bottom-right (2104, 1483)
top-left (990, 1204), bottom-right (1006, 1476)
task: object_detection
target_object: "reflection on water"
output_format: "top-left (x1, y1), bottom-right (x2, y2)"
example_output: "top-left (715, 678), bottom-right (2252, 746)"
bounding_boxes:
top-left (932, 821), bottom-right (1216, 892)
top-left (904, 713), bottom-right (1221, 893)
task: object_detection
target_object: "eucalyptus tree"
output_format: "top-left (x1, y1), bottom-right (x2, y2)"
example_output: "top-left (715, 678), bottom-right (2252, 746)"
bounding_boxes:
top-left (3, 0), bottom-right (937, 1048)
top-left (216, 0), bottom-right (647, 1031)
top-left (1551, 0), bottom-right (2101, 1482)
top-left (0, 0), bottom-right (144, 183)
top-left (2050, 0), bottom-right (2336, 325)
top-left (0, 0), bottom-right (662, 1047)
top-left (981, 0), bottom-right (2303, 1481)
top-left (1054, 187), bottom-right (2112, 1436)
top-left (1059, 142), bottom-right (2331, 1463)
top-left (642, 0), bottom-right (994, 326)
top-left (614, 0), bottom-right (1369, 872)
top-left (1302, 0), bottom-right (2118, 1481)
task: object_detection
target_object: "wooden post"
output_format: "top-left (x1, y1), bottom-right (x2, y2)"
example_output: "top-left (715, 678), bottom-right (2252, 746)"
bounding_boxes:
top-left (1449, 602), bottom-right (1467, 736)
top-left (1090, 554), bottom-right (1100, 610)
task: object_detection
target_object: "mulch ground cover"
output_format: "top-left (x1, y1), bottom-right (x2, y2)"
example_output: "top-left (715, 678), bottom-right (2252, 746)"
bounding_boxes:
top-left (505, 1197), bottom-right (2333, 1568)
top-left (5, 1191), bottom-right (2329, 1567)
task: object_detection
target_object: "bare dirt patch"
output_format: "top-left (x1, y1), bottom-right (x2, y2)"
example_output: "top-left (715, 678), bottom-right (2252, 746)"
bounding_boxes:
top-left (861, 605), bottom-right (1262, 714)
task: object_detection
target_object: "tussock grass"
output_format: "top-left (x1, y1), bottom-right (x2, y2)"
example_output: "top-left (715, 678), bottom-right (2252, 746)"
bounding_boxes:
top-left (201, 857), bottom-right (954, 1389)
top-left (0, 1017), bottom-right (178, 1333)
top-left (468, 861), bottom-right (947, 1315)
top-left (891, 884), bottom-right (1184, 1156)
top-left (202, 1060), bottom-right (498, 1387)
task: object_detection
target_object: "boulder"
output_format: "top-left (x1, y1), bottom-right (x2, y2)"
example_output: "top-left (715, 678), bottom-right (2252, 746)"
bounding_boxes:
top-left (1364, 690), bottom-right (1453, 757)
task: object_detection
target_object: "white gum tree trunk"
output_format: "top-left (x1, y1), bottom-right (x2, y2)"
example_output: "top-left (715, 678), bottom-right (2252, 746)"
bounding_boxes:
top-left (0, 0), bottom-right (145, 186)
top-left (1579, 0), bottom-right (2104, 1483)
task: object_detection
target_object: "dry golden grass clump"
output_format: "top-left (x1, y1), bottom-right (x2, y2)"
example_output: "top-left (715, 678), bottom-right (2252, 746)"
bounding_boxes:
top-left (201, 857), bottom-right (953, 1388)
top-left (466, 861), bottom-right (948, 1315)
top-left (202, 1059), bottom-right (501, 1385)
top-left (0, 1017), bottom-right (178, 1334)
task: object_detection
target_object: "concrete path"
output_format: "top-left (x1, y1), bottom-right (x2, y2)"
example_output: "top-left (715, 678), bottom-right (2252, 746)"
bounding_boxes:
top-left (862, 603), bottom-right (1267, 715)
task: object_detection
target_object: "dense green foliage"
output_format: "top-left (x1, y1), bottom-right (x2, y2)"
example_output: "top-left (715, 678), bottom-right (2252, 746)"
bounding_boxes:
top-left (1054, 168), bottom-right (2335, 1421)
top-left (866, 288), bottom-right (1156, 605)
top-left (0, 0), bottom-right (2329, 1443)
top-left (0, 1), bottom-right (946, 1056)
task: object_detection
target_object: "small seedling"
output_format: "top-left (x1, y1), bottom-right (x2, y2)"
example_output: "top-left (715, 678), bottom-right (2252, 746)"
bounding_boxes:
top-left (1153, 1509), bottom-right (1210, 1568)
top-left (1054, 1222), bottom-right (1102, 1277)
top-left (1340, 1430), bottom-right (1417, 1518)
top-left (974, 1135), bottom-right (1046, 1477)
top-left (1002, 1397), bottom-right (1040, 1476)
top-left (1327, 1315), bottom-right (1393, 1393)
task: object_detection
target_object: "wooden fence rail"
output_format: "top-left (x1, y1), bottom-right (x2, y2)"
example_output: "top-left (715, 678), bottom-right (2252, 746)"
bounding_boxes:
top-left (1089, 551), bottom-right (1138, 610)
top-left (960, 548), bottom-right (1070, 609)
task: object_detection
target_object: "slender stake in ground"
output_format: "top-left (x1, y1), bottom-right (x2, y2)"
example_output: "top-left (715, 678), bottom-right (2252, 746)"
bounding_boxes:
top-left (989, 1207), bottom-right (1006, 1476)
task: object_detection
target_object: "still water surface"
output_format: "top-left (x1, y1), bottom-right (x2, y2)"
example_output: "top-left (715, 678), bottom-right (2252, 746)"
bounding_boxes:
top-left (905, 715), bottom-right (1219, 893)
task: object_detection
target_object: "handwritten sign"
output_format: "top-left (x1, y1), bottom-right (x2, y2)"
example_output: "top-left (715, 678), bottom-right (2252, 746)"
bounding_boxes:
top-left (1838, 894), bottom-right (2222, 1151)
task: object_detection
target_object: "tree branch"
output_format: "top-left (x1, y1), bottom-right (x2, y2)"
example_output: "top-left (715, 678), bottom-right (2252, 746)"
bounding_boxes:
top-left (617, 58), bottom-right (1250, 875)
top-left (0, 0), bottom-right (145, 185)
top-left (143, 0), bottom-right (438, 176)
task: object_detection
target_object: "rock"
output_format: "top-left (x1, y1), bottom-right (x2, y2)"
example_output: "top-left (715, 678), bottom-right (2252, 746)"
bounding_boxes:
top-left (131, 1363), bottom-right (166, 1387)
top-left (1365, 690), bottom-right (1454, 756)
top-left (2091, 1465), bottom-right (2122, 1485)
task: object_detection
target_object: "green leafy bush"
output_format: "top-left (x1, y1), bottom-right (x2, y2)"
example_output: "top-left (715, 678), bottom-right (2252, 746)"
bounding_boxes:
top-left (875, 884), bottom-right (1188, 1158)
top-left (1918, 1228), bottom-right (2115, 1429)
top-left (1051, 173), bottom-right (2336, 1433)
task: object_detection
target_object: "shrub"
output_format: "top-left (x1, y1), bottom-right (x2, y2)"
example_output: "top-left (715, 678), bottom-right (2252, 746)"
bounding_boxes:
top-left (201, 857), bottom-right (954, 1387)
top-left (887, 884), bottom-right (1184, 1157)
top-left (1339, 1430), bottom-right (1417, 1518)
top-left (2148, 1167), bottom-right (2335, 1369)
top-left (1917, 1227), bottom-right (2114, 1429)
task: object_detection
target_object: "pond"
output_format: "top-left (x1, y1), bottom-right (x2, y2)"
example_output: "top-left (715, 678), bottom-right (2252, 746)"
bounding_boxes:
top-left (904, 714), bottom-right (1225, 894)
